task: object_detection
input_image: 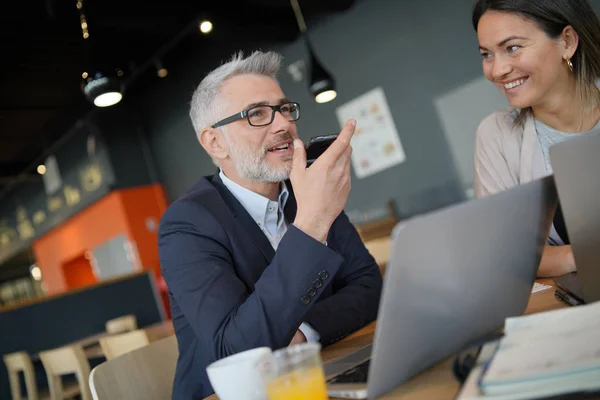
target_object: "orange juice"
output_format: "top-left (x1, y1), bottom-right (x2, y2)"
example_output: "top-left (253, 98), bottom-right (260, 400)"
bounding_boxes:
top-left (266, 366), bottom-right (328, 400)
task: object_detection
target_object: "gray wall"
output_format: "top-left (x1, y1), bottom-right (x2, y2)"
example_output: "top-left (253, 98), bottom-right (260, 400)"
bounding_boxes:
top-left (275, 0), bottom-right (482, 218)
top-left (145, 0), bottom-right (600, 220)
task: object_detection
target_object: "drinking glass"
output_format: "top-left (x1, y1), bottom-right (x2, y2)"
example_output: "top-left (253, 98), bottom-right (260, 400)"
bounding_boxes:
top-left (256, 342), bottom-right (328, 400)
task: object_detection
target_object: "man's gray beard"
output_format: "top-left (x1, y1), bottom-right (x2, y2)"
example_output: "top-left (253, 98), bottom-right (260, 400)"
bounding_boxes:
top-left (222, 128), bottom-right (294, 183)
top-left (229, 142), bottom-right (292, 183)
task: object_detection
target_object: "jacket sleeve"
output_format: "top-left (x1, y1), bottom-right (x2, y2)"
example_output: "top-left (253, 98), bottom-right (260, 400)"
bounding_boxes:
top-left (302, 211), bottom-right (383, 346)
top-left (158, 199), bottom-right (344, 359)
top-left (474, 112), bottom-right (519, 198)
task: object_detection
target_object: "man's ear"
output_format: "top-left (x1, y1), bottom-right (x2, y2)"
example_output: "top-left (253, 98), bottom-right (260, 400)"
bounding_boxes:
top-left (561, 25), bottom-right (579, 60)
top-left (199, 127), bottom-right (229, 161)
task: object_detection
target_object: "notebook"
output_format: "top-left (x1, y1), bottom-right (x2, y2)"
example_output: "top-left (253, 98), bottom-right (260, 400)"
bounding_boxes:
top-left (458, 301), bottom-right (600, 400)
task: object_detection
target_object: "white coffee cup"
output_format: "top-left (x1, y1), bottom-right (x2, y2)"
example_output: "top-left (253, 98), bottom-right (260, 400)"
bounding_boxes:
top-left (206, 347), bottom-right (272, 400)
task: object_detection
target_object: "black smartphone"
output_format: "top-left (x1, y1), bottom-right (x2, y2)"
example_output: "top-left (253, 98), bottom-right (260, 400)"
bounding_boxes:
top-left (305, 134), bottom-right (338, 166)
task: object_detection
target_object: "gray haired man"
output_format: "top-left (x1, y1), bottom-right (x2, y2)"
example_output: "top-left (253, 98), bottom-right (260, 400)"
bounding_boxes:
top-left (158, 50), bottom-right (382, 399)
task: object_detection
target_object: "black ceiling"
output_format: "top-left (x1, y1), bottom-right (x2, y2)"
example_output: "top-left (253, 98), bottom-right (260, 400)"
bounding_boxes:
top-left (0, 0), bottom-right (354, 196)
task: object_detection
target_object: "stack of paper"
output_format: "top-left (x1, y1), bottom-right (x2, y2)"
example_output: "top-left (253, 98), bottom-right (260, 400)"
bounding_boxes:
top-left (530, 282), bottom-right (551, 294)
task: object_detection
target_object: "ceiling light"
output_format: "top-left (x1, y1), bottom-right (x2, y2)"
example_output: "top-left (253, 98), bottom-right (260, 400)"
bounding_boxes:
top-left (306, 40), bottom-right (337, 103)
top-left (83, 73), bottom-right (123, 107)
top-left (154, 59), bottom-right (168, 78)
top-left (37, 165), bottom-right (46, 175)
top-left (30, 265), bottom-right (42, 281)
top-left (199, 20), bottom-right (213, 34)
top-left (290, 0), bottom-right (337, 104)
top-left (315, 90), bottom-right (337, 104)
top-left (82, 71), bottom-right (88, 79)
top-left (93, 92), bottom-right (123, 107)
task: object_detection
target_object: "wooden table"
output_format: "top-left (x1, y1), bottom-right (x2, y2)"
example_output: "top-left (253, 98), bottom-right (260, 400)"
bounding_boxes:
top-left (205, 279), bottom-right (566, 400)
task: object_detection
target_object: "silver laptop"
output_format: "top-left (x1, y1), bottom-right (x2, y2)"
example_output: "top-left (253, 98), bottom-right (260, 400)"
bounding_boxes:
top-left (550, 129), bottom-right (600, 304)
top-left (325, 176), bottom-right (557, 399)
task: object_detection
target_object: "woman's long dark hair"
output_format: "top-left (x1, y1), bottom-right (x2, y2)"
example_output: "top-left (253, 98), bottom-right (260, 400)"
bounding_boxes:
top-left (472, 0), bottom-right (600, 125)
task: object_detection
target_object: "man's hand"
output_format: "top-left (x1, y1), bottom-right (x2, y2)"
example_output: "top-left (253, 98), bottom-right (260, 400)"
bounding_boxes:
top-left (291, 119), bottom-right (356, 242)
top-left (289, 329), bottom-right (307, 346)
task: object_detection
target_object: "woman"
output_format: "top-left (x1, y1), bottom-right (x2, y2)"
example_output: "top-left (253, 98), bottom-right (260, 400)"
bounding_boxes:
top-left (472, 0), bottom-right (600, 277)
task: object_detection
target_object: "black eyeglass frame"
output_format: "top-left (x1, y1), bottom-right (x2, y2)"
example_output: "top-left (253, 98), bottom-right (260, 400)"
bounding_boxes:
top-left (211, 102), bottom-right (301, 128)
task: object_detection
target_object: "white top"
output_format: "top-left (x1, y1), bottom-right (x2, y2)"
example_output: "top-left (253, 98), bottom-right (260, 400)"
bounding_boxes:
top-left (535, 118), bottom-right (595, 174)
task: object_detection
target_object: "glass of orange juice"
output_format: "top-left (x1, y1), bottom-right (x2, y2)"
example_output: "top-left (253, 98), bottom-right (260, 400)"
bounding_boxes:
top-left (256, 342), bottom-right (328, 400)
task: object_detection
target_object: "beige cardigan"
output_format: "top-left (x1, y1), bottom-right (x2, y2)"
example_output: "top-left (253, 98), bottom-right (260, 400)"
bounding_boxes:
top-left (473, 108), bottom-right (563, 244)
top-left (474, 108), bottom-right (548, 197)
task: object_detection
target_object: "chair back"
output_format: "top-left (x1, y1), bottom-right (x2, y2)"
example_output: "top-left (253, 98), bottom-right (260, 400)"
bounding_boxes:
top-left (3, 351), bottom-right (38, 400)
top-left (89, 335), bottom-right (178, 400)
top-left (354, 199), bottom-right (398, 274)
top-left (99, 329), bottom-right (149, 360)
top-left (354, 199), bottom-right (399, 242)
top-left (105, 314), bottom-right (137, 334)
top-left (39, 345), bottom-right (91, 400)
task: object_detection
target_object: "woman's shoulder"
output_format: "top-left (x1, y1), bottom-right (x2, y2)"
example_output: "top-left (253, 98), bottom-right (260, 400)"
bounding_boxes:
top-left (477, 108), bottom-right (522, 136)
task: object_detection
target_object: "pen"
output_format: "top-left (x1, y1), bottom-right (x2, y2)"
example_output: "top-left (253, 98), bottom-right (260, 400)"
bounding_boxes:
top-left (554, 289), bottom-right (580, 307)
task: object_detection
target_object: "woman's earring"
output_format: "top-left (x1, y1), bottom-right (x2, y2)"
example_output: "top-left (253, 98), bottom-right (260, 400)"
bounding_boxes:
top-left (566, 57), bottom-right (574, 72)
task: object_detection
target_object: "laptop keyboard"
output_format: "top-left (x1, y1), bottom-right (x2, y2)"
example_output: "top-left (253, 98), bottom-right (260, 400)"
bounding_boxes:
top-left (327, 359), bottom-right (371, 384)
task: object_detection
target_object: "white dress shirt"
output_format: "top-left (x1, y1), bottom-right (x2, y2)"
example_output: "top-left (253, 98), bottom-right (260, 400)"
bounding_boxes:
top-left (219, 170), bottom-right (320, 343)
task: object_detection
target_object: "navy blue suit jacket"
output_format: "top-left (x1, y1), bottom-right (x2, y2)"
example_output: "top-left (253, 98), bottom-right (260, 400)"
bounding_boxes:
top-left (158, 172), bottom-right (382, 399)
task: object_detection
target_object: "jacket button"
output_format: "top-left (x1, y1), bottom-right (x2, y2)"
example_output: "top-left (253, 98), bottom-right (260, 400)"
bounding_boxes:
top-left (301, 296), bottom-right (310, 305)
top-left (319, 270), bottom-right (329, 280)
top-left (307, 288), bottom-right (317, 297)
top-left (312, 279), bottom-right (323, 289)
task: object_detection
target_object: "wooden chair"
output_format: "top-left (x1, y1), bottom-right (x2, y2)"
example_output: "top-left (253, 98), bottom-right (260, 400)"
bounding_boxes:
top-left (104, 314), bottom-right (137, 334)
top-left (39, 345), bottom-right (91, 400)
top-left (3, 351), bottom-right (49, 400)
top-left (364, 236), bottom-right (393, 273)
top-left (354, 199), bottom-right (399, 274)
top-left (99, 329), bottom-right (149, 360)
top-left (89, 335), bottom-right (178, 400)
top-left (354, 199), bottom-right (400, 242)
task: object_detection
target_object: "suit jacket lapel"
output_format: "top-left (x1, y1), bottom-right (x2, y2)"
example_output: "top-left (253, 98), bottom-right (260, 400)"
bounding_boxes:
top-left (210, 171), bottom-right (275, 262)
top-left (283, 179), bottom-right (297, 224)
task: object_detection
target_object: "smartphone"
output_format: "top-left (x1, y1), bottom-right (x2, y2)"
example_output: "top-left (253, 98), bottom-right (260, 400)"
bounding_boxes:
top-left (305, 134), bottom-right (338, 166)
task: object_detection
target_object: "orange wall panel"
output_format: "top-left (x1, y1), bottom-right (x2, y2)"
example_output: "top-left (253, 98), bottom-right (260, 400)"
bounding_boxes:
top-left (33, 192), bottom-right (128, 294)
top-left (62, 254), bottom-right (97, 290)
top-left (32, 184), bottom-right (167, 296)
top-left (120, 185), bottom-right (168, 279)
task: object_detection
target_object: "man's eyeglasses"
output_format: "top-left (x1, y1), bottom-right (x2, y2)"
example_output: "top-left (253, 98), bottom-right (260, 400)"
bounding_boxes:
top-left (211, 102), bottom-right (300, 128)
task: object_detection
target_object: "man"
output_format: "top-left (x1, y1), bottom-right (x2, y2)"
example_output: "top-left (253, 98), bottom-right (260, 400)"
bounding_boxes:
top-left (158, 50), bottom-right (383, 399)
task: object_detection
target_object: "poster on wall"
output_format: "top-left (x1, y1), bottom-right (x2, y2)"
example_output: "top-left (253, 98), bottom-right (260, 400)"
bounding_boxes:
top-left (335, 87), bottom-right (406, 179)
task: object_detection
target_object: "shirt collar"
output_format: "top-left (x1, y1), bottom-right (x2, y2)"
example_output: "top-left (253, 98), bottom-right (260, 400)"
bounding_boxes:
top-left (219, 169), bottom-right (289, 226)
